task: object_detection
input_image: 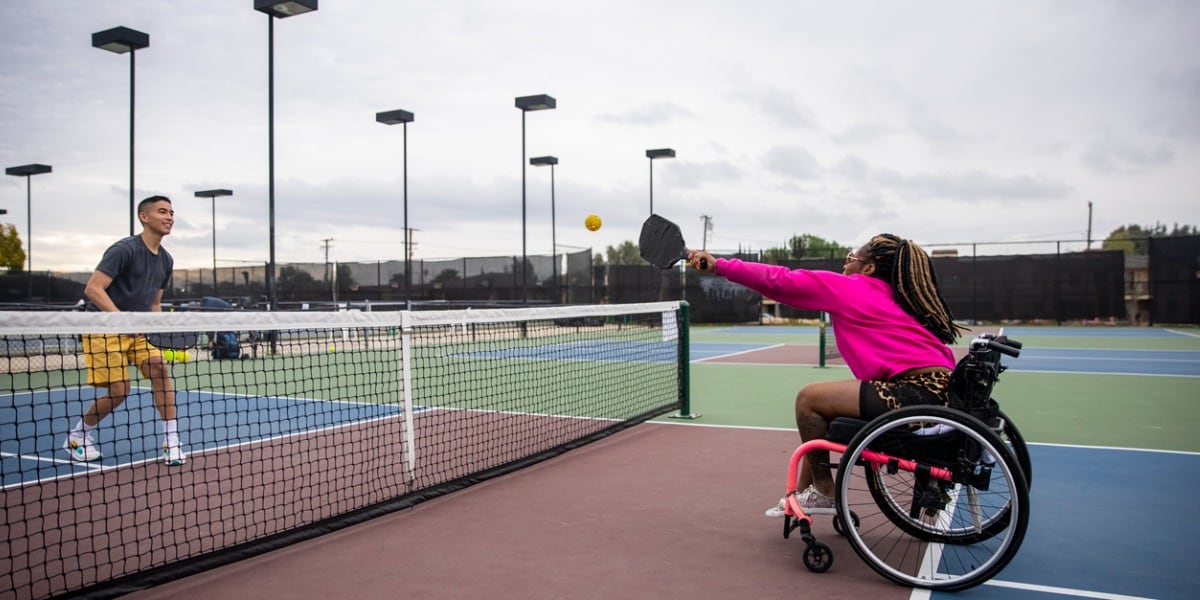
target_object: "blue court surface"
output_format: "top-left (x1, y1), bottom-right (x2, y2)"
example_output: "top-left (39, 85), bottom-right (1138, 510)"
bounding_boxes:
top-left (1002, 347), bottom-right (1200, 377)
top-left (0, 387), bottom-right (402, 487)
top-left (934, 444), bottom-right (1200, 599)
top-left (462, 339), bottom-right (678, 362)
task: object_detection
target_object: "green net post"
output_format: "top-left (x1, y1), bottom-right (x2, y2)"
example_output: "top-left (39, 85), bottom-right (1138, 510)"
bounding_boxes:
top-left (669, 301), bottom-right (700, 419)
top-left (818, 311), bottom-right (828, 368)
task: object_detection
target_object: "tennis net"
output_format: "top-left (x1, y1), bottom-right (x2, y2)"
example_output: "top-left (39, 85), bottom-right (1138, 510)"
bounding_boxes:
top-left (0, 301), bottom-right (687, 599)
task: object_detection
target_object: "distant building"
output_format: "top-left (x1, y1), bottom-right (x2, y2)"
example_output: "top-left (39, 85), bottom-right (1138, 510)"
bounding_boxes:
top-left (1124, 254), bottom-right (1150, 325)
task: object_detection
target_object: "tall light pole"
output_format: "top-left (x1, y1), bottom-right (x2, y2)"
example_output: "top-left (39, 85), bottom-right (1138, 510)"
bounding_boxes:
top-left (645, 148), bottom-right (675, 215)
top-left (255, 0), bottom-right (318, 310)
top-left (92, 26), bottom-right (149, 236)
top-left (530, 156), bottom-right (559, 303)
top-left (515, 94), bottom-right (556, 303)
top-left (194, 189), bottom-right (233, 294)
top-left (376, 108), bottom-right (415, 299)
top-left (5, 164), bottom-right (52, 301)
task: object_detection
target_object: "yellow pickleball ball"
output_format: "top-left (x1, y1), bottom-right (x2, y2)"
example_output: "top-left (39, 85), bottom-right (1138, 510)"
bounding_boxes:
top-left (178, 350), bottom-right (191, 362)
top-left (329, 345), bottom-right (337, 353)
top-left (162, 349), bottom-right (176, 362)
top-left (585, 214), bottom-right (602, 231)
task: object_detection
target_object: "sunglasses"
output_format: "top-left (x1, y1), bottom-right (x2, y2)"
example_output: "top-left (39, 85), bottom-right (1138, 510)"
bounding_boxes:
top-left (845, 252), bottom-right (867, 265)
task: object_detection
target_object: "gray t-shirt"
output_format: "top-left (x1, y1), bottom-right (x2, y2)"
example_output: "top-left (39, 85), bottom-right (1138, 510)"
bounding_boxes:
top-left (87, 236), bottom-right (174, 312)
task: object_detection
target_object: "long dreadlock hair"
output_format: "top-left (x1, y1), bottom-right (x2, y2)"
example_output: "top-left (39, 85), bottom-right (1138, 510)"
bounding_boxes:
top-left (860, 233), bottom-right (968, 345)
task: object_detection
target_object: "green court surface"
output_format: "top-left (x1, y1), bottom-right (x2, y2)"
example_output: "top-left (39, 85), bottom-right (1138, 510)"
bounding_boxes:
top-left (680, 365), bottom-right (1200, 453)
top-left (670, 324), bottom-right (1200, 453)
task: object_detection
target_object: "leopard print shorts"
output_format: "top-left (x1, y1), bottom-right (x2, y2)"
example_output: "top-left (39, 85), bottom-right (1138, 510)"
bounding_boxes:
top-left (859, 370), bottom-right (953, 420)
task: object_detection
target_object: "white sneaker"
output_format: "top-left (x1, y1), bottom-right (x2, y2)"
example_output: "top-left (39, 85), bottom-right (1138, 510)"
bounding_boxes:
top-left (63, 432), bottom-right (102, 462)
top-left (162, 437), bottom-right (187, 466)
top-left (795, 485), bottom-right (837, 515)
top-left (765, 497), bottom-right (788, 518)
top-left (766, 486), bottom-right (838, 518)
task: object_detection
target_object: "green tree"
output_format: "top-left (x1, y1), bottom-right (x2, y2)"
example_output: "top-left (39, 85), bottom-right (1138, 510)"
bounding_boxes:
top-left (336, 264), bottom-right (356, 292)
top-left (276, 266), bottom-right (323, 298)
top-left (1102, 223), bottom-right (1198, 255)
top-left (762, 234), bottom-right (851, 263)
top-left (604, 241), bottom-right (643, 265)
top-left (0, 224), bottom-right (25, 272)
top-left (431, 268), bottom-right (459, 285)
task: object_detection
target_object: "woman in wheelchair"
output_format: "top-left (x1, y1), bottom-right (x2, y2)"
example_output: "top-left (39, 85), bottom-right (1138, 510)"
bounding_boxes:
top-left (687, 233), bottom-right (967, 518)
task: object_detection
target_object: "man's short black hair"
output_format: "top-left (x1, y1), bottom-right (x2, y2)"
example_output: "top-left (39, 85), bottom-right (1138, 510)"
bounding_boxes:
top-left (137, 195), bottom-right (172, 214)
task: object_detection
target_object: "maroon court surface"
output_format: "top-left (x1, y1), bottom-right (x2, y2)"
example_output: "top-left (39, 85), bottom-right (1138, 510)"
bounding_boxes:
top-left (123, 423), bottom-right (913, 600)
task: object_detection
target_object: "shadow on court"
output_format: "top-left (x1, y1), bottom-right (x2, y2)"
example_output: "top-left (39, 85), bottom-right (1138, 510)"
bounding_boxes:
top-left (100, 417), bottom-right (1200, 599)
top-left (123, 424), bottom-right (906, 600)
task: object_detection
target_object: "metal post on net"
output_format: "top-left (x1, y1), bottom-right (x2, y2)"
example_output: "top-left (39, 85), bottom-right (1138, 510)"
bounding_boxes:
top-left (971, 243), bottom-right (978, 325)
top-left (818, 312), bottom-right (828, 368)
top-left (1055, 240), bottom-right (1063, 325)
top-left (669, 301), bottom-right (700, 419)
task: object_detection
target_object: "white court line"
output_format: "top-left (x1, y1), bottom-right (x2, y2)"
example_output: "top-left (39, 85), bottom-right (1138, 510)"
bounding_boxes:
top-left (908, 580), bottom-right (1155, 600)
top-left (981, 579), bottom-right (1157, 599)
top-left (1006, 368), bottom-right (1198, 378)
top-left (1165, 328), bottom-right (1200, 339)
top-left (692, 343), bottom-right (786, 363)
top-left (0, 451), bottom-right (103, 469)
top-left (650, 420), bottom-right (1200, 455)
top-left (1022, 354), bottom-right (1198, 363)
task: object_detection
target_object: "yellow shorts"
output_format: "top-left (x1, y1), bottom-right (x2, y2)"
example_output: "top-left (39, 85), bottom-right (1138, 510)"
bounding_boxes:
top-left (82, 334), bottom-right (160, 387)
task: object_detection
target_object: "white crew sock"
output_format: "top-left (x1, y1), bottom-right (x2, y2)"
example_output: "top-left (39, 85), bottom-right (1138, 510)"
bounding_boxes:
top-left (162, 420), bottom-right (179, 445)
top-left (70, 420), bottom-right (96, 438)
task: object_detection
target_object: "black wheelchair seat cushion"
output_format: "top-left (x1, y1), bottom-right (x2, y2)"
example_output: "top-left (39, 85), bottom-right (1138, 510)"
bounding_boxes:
top-left (826, 417), bottom-right (868, 444)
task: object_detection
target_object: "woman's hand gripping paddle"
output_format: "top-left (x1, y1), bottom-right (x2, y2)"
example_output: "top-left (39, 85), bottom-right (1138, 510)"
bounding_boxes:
top-left (639, 214), bottom-right (707, 270)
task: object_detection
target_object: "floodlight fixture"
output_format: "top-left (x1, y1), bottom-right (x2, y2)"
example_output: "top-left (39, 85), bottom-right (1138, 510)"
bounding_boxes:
top-left (516, 93), bottom-right (557, 303)
top-left (254, 0), bottom-right (318, 18)
top-left (195, 189), bottom-right (234, 293)
top-left (256, 1), bottom-right (319, 310)
top-left (6, 163), bottom-right (53, 299)
top-left (93, 26), bottom-right (149, 235)
top-left (376, 108), bottom-right (416, 298)
top-left (645, 148), bottom-right (676, 215)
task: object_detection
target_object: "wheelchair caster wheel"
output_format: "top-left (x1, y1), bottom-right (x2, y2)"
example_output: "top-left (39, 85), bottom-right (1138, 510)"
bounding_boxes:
top-left (832, 511), bottom-right (860, 536)
top-left (803, 541), bottom-right (834, 573)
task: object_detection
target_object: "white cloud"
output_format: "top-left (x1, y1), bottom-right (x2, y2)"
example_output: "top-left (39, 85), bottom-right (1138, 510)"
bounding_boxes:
top-left (1, 0), bottom-right (1197, 273)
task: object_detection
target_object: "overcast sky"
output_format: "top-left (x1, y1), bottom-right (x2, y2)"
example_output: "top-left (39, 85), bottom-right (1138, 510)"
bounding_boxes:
top-left (2, 0), bottom-right (1197, 273)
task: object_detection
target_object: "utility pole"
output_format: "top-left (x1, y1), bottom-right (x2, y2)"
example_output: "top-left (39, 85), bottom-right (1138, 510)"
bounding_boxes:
top-left (405, 228), bottom-right (421, 262)
top-left (1086, 201), bottom-right (1093, 251)
top-left (321, 237), bottom-right (335, 303)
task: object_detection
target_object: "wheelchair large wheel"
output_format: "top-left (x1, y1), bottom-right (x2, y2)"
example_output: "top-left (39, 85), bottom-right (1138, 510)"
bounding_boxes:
top-left (996, 409), bottom-right (1032, 488)
top-left (834, 406), bottom-right (1029, 591)
top-left (861, 407), bottom-right (1030, 545)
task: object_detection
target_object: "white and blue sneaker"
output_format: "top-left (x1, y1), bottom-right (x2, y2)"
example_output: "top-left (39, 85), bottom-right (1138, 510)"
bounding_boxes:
top-left (63, 432), bottom-right (102, 462)
top-left (162, 436), bottom-right (187, 466)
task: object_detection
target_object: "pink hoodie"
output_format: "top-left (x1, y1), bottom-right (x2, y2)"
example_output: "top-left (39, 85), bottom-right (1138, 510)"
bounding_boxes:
top-left (714, 258), bottom-right (954, 381)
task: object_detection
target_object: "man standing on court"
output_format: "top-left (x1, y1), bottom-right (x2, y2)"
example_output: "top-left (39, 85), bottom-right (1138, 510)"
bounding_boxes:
top-left (63, 195), bottom-right (186, 466)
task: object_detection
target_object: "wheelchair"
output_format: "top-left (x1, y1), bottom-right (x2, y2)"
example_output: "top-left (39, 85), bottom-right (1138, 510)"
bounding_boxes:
top-left (781, 333), bottom-right (1031, 591)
